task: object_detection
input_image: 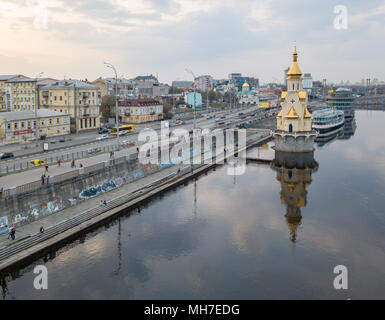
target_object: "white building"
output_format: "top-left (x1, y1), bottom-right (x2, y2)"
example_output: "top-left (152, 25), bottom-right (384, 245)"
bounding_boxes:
top-left (194, 75), bottom-right (213, 92)
top-left (302, 73), bottom-right (313, 94)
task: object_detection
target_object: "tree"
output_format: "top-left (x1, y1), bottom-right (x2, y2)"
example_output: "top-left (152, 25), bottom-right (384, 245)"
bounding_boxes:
top-left (100, 95), bottom-right (116, 121)
top-left (163, 101), bottom-right (173, 119)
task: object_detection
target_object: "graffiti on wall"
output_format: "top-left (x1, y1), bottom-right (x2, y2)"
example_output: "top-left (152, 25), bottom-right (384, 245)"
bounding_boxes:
top-left (0, 216), bottom-right (9, 234)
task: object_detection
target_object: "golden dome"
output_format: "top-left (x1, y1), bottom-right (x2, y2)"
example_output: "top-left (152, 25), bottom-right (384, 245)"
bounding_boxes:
top-left (285, 106), bottom-right (299, 119)
top-left (287, 46), bottom-right (302, 79)
top-left (242, 80), bottom-right (249, 88)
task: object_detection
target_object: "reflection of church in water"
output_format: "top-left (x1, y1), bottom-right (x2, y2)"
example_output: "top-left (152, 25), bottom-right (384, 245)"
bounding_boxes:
top-left (271, 151), bottom-right (318, 244)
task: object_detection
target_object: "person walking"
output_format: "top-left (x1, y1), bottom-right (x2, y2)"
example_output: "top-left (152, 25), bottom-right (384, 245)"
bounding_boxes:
top-left (71, 159), bottom-right (75, 168)
top-left (7, 226), bottom-right (14, 240)
top-left (45, 165), bottom-right (48, 173)
top-left (40, 226), bottom-right (44, 233)
top-left (41, 174), bottom-right (45, 185)
top-left (11, 227), bottom-right (15, 240)
top-left (57, 159), bottom-right (61, 167)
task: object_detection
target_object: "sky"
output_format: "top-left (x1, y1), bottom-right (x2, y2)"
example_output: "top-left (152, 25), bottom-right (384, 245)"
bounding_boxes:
top-left (0, 0), bottom-right (384, 85)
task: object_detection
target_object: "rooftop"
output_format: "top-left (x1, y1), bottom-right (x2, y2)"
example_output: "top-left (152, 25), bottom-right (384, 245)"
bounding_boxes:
top-left (41, 80), bottom-right (99, 90)
top-left (0, 109), bottom-right (70, 121)
top-left (118, 98), bottom-right (162, 107)
top-left (0, 75), bottom-right (25, 81)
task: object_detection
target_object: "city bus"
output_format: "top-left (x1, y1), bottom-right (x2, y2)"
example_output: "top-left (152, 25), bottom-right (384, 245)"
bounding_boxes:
top-left (110, 125), bottom-right (135, 135)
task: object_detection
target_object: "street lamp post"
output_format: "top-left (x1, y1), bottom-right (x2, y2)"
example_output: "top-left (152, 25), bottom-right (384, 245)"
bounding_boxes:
top-left (104, 62), bottom-right (120, 151)
top-left (35, 72), bottom-right (43, 143)
top-left (185, 69), bottom-right (196, 130)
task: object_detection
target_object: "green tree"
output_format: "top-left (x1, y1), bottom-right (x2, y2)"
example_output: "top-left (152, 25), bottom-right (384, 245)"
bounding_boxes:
top-left (100, 95), bottom-right (116, 121)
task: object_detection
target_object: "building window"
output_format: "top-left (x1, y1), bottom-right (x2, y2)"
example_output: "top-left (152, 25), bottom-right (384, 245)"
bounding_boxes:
top-left (57, 118), bottom-right (60, 124)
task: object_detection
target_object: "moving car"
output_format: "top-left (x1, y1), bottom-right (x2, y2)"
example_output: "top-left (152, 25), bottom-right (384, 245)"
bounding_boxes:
top-left (96, 134), bottom-right (109, 141)
top-left (0, 152), bottom-right (14, 160)
top-left (118, 130), bottom-right (127, 136)
top-left (98, 127), bottom-right (109, 134)
top-left (30, 159), bottom-right (48, 167)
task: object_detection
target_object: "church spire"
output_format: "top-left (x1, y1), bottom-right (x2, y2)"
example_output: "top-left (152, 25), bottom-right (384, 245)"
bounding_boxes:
top-left (287, 43), bottom-right (302, 79)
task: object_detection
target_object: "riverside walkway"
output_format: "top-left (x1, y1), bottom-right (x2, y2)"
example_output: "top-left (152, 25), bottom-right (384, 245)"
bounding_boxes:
top-left (0, 130), bottom-right (272, 271)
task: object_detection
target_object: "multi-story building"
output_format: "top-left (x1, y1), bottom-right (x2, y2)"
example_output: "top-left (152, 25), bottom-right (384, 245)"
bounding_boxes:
top-left (4, 77), bottom-right (43, 112)
top-left (134, 75), bottom-right (169, 98)
top-left (39, 80), bottom-right (101, 132)
top-left (0, 75), bottom-right (26, 112)
top-left (0, 109), bottom-right (70, 145)
top-left (302, 73), bottom-right (313, 94)
top-left (194, 75), bottom-right (213, 92)
top-left (117, 99), bottom-right (163, 123)
top-left (92, 77), bottom-right (137, 99)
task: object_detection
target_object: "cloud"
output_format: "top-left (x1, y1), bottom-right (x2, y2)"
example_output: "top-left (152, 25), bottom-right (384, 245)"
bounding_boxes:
top-left (0, 0), bottom-right (384, 83)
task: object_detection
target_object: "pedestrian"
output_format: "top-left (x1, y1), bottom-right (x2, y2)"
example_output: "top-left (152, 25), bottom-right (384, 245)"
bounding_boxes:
top-left (11, 227), bottom-right (15, 240)
top-left (80, 163), bottom-right (83, 168)
top-left (136, 147), bottom-right (139, 153)
top-left (177, 168), bottom-right (181, 174)
top-left (41, 174), bottom-right (45, 185)
top-left (110, 151), bottom-right (113, 158)
top-left (71, 159), bottom-right (75, 168)
top-left (57, 159), bottom-right (61, 167)
top-left (45, 165), bottom-right (48, 172)
top-left (7, 226), bottom-right (13, 240)
top-left (103, 200), bottom-right (107, 206)
top-left (99, 200), bottom-right (104, 207)
top-left (40, 226), bottom-right (44, 233)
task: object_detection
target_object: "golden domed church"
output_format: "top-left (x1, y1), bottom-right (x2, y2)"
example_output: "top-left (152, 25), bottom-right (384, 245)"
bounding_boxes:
top-left (242, 80), bottom-right (250, 92)
top-left (273, 45), bottom-right (318, 152)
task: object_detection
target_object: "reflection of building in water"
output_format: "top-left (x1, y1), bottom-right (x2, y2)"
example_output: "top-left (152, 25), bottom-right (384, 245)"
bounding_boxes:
top-left (271, 151), bottom-right (318, 244)
top-left (338, 110), bottom-right (357, 140)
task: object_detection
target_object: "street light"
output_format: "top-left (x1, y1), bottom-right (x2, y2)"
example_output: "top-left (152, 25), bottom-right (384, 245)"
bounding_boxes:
top-left (35, 72), bottom-right (43, 142)
top-left (104, 62), bottom-right (120, 150)
top-left (185, 69), bottom-right (196, 130)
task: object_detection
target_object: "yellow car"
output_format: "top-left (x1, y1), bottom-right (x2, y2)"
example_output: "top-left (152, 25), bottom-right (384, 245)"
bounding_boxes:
top-left (30, 159), bottom-right (48, 167)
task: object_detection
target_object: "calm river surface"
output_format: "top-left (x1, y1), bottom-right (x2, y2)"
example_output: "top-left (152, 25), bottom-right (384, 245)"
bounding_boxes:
top-left (1, 110), bottom-right (385, 299)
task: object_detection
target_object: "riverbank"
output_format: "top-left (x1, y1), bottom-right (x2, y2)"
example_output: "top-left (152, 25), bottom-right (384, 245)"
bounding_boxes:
top-left (0, 131), bottom-right (272, 272)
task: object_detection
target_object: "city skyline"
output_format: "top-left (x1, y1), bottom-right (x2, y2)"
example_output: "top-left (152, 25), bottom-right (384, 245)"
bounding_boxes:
top-left (0, 0), bottom-right (384, 84)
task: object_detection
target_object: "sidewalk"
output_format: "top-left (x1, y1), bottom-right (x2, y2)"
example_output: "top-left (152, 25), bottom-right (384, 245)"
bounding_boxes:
top-left (0, 145), bottom-right (137, 188)
top-left (0, 162), bottom-right (182, 249)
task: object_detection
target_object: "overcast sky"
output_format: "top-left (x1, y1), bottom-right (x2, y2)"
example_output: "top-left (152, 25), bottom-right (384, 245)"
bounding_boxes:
top-left (0, 0), bottom-right (384, 85)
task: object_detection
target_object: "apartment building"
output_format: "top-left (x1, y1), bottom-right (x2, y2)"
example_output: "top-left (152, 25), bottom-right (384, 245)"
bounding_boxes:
top-left (0, 75), bottom-right (26, 112)
top-left (194, 75), bottom-right (213, 92)
top-left (0, 110), bottom-right (70, 145)
top-left (118, 99), bottom-right (163, 123)
top-left (39, 80), bottom-right (101, 132)
top-left (4, 77), bottom-right (43, 112)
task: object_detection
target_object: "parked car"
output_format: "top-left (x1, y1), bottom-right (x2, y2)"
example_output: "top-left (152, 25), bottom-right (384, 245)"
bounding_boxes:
top-left (0, 152), bottom-right (14, 160)
top-left (59, 137), bottom-right (65, 143)
top-left (30, 159), bottom-right (47, 167)
top-left (50, 138), bottom-right (56, 144)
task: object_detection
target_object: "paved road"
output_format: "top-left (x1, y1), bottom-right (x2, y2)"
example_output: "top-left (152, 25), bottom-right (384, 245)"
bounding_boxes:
top-left (0, 105), bottom-right (277, 175)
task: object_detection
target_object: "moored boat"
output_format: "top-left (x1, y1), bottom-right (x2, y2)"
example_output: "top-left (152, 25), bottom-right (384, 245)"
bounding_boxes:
top-left (312, 108), bottom-right (345, 134)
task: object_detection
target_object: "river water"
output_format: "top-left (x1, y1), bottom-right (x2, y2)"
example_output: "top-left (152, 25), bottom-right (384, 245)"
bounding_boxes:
top-left (1, 110), bottom-right (384, 299)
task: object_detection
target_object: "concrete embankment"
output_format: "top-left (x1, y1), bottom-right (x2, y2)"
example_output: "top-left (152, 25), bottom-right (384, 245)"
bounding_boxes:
top-left (0, 132), bottom-right (272, 272)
